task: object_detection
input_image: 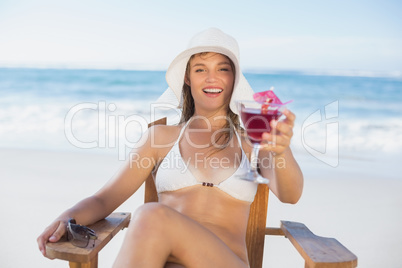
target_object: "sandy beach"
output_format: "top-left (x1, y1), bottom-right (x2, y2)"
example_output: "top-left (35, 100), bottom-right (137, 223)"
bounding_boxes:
top-left (1, 147), bottom-right (401, 268)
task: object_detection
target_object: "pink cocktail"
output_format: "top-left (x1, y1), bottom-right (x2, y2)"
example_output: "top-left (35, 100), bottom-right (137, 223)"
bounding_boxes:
top-left (237, 98), bottom-right (288, 184)
top-left (240, 107), bottom-right (282, 143)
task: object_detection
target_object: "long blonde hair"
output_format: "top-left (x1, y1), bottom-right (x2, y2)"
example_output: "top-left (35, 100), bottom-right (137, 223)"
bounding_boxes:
top-left (179, 53), bottom-right (241, 149)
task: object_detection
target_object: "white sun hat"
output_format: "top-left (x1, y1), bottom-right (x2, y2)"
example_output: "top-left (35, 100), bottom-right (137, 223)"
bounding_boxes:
top-left (156, 28), bottom-right (255, 115)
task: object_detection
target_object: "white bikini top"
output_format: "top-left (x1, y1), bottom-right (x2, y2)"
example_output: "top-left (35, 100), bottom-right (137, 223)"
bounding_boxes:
top-left (154, 121), bottom-right (258, 203)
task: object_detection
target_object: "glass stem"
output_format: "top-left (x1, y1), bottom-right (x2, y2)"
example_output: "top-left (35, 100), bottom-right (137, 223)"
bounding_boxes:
top-left (250, 144), bottom-right (260, 173)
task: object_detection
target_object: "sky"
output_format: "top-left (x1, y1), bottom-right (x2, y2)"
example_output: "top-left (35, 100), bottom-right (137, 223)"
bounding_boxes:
top-left (0, 0), bottom-right (401, 74)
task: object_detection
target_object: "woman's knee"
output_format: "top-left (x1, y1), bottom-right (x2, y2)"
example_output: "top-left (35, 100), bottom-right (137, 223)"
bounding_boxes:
top-left (130, 203), bottom-right (173, 232)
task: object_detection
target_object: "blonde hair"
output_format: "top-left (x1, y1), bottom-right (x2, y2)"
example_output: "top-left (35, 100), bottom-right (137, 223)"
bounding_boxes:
top-left (179, 53), bottom-right (241, 149)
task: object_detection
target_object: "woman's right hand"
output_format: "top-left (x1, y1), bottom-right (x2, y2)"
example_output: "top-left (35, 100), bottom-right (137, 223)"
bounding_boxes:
top-left (37, 218), bottom-right (68, 258)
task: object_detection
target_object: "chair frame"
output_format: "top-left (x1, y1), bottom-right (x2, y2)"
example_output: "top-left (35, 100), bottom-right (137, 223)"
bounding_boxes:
top-left (46, 117), bottom-right (357, 268)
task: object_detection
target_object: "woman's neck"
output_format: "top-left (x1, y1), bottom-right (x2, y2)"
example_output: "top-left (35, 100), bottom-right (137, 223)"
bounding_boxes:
top-left (190, 110), bottom-right (229, 130)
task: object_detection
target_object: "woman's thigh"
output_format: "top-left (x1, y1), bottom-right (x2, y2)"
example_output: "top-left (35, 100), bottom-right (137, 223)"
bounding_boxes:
top-left (164, 262), bottom-right (184, 268)
top-left (132, 203), bottom-right (248, 268)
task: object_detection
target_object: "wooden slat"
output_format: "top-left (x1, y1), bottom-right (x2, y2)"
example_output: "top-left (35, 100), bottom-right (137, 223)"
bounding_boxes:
top-left (46, 212), bottom-right (131, 263)
top-left (280, 221), bottom-right (358, 268)
top-left (265, 227), bottom-right (284, 236)
top-left (148, 117), bottom-right (167, 127)
top-left (144, 174), bottom-right (159, 203)
top-left (246, 184), bottom-right (269, 268)
top-left (69, 258), bottom-right (97, 268)
top-left (144, 117), bottom-right (167, 203)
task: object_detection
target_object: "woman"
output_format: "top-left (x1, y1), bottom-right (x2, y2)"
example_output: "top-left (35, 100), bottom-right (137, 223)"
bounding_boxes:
top-left (37, 28), bottom-right (303, 267)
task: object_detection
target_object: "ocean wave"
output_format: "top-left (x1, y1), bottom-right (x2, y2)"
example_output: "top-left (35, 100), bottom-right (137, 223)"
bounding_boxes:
top-left (291, 116), bottom-right (402, 161)
top-left (244, 68), bottom-right (402, 79)
top-left (1, 99), bottom-right (401, 158)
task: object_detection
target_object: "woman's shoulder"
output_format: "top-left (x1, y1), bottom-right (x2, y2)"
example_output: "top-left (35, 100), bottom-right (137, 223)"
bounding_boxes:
top-left (147, 123), bottom-right (183, 148)
top-left (133, 124), bottom-right (183, 159)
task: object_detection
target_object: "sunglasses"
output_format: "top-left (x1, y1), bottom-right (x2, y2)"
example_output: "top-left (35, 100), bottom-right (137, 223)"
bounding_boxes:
top-left (67, 218), bottom-right (98, 248)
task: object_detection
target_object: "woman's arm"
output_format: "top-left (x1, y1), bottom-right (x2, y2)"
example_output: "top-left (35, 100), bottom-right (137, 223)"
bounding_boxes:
top-left (259, 109), bottom-right (304, 204)
top-left (37, 126), bottom-right (160, 257)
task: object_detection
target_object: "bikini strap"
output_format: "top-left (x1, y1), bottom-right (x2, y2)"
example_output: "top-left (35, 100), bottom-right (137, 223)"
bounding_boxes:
top-left (233, 128), bottom-right (248, 164)
top-left (234, 128), bottom-right (243, 147)
top-left (175, 120), bottom-right (191, 144)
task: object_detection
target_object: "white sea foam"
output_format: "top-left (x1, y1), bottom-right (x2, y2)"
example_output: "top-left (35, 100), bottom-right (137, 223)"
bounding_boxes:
top-left (2, 99), bottom-right (401, 163)
top-left (291, 115), bottom-right (402, 162)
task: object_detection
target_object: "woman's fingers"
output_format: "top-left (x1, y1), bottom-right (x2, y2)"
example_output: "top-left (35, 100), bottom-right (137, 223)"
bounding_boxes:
top-left (37, 224), bottom-right (56, 256)
top-left (272, 120), bottom-right (293, 138)
top-left (262, 132), bottom-right (290, 146)
top-left (282, 108), bottom-right (296, 127)
top-left (49, 221), bottom-right (67, 242)
top-left (37, 221), bottom-right (67, 258)
top-left (260, 110), bottom-right (295, 154)
top-left (260, 134), bottom-right (289, 155)
top-left (262, 123), bottom-right (292, 145)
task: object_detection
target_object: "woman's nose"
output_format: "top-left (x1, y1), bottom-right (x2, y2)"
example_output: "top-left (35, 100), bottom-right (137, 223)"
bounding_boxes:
top-left (205, 71), bottom-right (217, 82)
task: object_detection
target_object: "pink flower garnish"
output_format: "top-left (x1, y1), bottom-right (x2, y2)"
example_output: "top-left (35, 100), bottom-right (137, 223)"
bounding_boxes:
top-left (253, 88), bottom-right (292, 105)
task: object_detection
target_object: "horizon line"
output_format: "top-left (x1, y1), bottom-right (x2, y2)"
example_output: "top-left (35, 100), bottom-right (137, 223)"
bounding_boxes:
top-left (0, 62), bottom-right (401, 79)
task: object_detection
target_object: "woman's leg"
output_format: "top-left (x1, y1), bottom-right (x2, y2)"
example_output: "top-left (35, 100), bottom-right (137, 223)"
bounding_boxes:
top-left (113, 203), bottom-right (248, 268)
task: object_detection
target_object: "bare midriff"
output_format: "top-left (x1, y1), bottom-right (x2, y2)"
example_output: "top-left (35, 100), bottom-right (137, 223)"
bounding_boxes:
top-left (159, 185), bottom-right (251, 263)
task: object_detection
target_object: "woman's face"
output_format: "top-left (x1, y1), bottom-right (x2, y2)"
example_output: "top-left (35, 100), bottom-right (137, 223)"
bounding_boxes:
top-left (186, 53), bottom-right (234, 115)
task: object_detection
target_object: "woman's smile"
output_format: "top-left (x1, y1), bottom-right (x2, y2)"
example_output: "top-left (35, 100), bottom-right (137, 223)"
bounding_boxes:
top-left (202, 87), bottom-right (223, 97)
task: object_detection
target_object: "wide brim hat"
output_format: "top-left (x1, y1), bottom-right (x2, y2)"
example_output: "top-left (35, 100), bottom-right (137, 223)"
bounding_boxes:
top-left (156, 28), bottom-right (254, 115)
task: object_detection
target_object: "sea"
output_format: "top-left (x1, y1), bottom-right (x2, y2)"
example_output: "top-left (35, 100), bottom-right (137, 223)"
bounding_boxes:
top-left (1, 67), bottom-right (401, 167)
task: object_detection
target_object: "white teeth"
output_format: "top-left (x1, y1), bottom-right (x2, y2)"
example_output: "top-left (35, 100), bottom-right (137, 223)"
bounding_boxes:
top-left (203, 88), bottom-right (223, 93)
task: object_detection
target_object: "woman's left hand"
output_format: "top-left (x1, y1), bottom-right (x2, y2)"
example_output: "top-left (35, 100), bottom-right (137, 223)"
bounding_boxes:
top-left (260, 108), bottom-right (295, 156)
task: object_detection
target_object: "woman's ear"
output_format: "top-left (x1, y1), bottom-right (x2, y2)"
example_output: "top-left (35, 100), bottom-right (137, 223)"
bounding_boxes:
top-left (184, 75), bottom-right (191, 86)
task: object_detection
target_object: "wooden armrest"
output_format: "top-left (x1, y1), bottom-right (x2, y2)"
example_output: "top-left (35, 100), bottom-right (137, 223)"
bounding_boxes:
top-left (265, 227), bottom-right (284, 236)
top-left (46, 212), bottom-right (131, 264)
top-left (280, 221), bottom-right (358, 268)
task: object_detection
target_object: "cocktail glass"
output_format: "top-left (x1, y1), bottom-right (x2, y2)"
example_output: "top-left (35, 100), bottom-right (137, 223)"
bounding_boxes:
top-left (237, 100), bottom-right (287, 184)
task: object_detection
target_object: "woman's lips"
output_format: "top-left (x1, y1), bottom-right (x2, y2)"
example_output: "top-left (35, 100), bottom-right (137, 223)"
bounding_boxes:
top-left (202, 88), bottom-right (223, 95)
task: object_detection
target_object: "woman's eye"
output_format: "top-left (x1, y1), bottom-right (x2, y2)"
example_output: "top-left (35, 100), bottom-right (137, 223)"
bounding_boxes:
top-left (220, 68), bottom-right (230, 72)
top-left (195, 69), bottom-right (205, 73)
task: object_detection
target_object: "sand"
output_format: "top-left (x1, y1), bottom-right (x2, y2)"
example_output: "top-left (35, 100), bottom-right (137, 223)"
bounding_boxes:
top-left (0, 147), bottom-right (401, 267)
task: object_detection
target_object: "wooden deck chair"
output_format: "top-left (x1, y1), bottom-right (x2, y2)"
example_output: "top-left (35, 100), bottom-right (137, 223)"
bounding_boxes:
top-left (46, 117), bottom-right (357, 268)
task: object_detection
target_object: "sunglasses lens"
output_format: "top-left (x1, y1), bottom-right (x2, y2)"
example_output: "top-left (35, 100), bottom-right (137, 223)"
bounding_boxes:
top-left (70, 235), bottom-right (90, 248)
top-left (67, 220), bottom-right (92, 248)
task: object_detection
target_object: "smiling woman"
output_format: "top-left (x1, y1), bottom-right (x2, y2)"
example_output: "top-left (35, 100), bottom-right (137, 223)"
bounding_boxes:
top-left (37, 27), bottom-right (304, 268)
